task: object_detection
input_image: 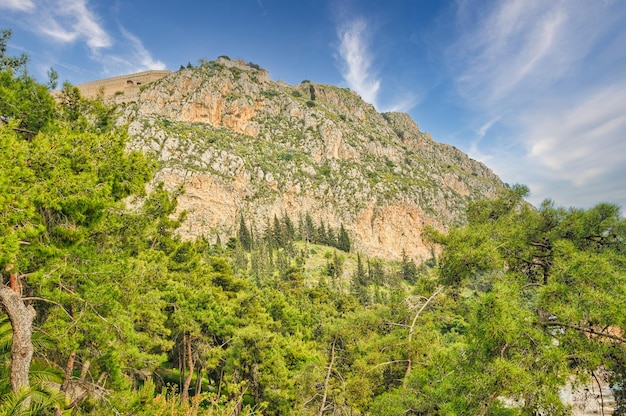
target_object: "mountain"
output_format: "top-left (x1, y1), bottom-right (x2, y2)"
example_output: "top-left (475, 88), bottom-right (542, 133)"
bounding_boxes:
top-left (112, 57), bottom-right (505, 261)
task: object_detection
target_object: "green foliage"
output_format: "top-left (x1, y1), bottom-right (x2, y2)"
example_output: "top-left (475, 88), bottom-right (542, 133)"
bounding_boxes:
top-left (238, 215), bottom-right (252, 251)
top-left (0, 69), bottom-right (56, 133)
top-left (2, 35), bottom-right (625, 415)
top-left (337, 224), bottom-right (351, 252)
top-left (418, 187), bottom-right (626, 414)
top-left (0, 29), bottom-right (27, 71)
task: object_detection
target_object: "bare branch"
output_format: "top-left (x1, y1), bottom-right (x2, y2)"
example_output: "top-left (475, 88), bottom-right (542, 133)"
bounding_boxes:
top-left (404, 286), bottom-right (444, 386)
top-left (541, 321), bottom-right (626, 343)
top-left (22, 296), bottom-right (72, 318)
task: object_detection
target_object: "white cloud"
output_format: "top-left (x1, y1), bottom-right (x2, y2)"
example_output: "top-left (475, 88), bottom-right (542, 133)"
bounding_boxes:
top-left (1, 0), bottom-right (165, 78)
top-left (335, 17), bottom-right (419, 113)
top-left (448, 0), bottom-right (626, 208)
top-left (2, 0), bottom-right (111, 52)
top-left (382, 94), bottom-right (419, 113)
top-left (0, 0), bottom-right (35, 12)
top-left (99, 27), bottom-right (166, 74)
top-left (336, 19), bottom-right (381, 107)
top-left (476, 117), bottom-right (500, 139)
top-left (58, 0), bottom-right (112, 50)
top-left (451, 0), bottom-right (576, 106)
top-left (525, 86), bottom-right (626, 185)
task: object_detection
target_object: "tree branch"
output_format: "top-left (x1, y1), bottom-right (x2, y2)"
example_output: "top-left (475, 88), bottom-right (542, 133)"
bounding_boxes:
top-left (404, 286), bottom-right (443, 386)
top-left (319, 337), bottom-right (337, 416)
top-left (22, 296), bottom-right (73, 318)
top-left (541, 321), bottom-right (626, 343)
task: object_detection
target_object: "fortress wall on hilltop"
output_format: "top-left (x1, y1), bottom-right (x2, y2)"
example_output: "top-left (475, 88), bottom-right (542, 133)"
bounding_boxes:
top-left (73, 70), bottom-right (172, 100)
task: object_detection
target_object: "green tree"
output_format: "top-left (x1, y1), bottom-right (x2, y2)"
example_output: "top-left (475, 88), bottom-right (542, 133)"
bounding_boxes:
top-left (0, 31), bottom-right (55, 134)
top-left (238, 214), bottom-right (252, 251)
top-left (0, 29), bottom-right (27, 71)
top-left (400, 249), bottom-right (418, 284)
top-left (337, 224), bottom-right (351, 252)
top-left (423, 186), bottom-right (626, 414)
top-left (350, 254), bottom-right (370, 305)
top-left (0, 50), bottom-right (159, 411)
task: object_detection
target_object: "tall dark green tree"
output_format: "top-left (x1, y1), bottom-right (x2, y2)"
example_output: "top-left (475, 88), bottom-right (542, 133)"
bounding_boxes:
top-left (350, 254), bottom-right (370, 305)
top-left (337, 224), bottom-right (351, 252)
top-left (400, 249), bottom-right (418, 283)
top-left (238, 214), bottom-right (252, 251)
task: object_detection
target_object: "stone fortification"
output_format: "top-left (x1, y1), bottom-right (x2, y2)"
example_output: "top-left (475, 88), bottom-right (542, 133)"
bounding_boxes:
top-left (74, 70), bottom-right (172, 100)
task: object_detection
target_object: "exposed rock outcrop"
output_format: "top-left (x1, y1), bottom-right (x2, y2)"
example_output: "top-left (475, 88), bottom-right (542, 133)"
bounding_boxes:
top-left (119, 57), bottom-right (505, 261)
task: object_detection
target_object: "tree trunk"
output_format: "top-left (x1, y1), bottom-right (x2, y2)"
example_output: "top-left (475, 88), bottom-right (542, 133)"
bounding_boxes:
top-left (54, 350), bottom-right (77, 416)
top-left (0, 285), bottom-right (36, 404)
top-left (319, 337), bottom-right (337, 416)
top-left (79, 359), bottom-right (91, 381)
top-left (181, 332), bottom-right (194, 403)
top-left (61, 350), bottom-right (76, 391)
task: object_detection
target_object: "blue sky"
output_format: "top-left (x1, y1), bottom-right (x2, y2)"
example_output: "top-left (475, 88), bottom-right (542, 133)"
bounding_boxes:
top-left (2, 0), bottom-right (626, 210)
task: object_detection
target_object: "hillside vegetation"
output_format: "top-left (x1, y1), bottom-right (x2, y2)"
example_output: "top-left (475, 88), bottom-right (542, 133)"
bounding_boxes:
top-left (121, 57), bottom-right (504, 261)
top-left (1, 32), bottom-right (626, 415)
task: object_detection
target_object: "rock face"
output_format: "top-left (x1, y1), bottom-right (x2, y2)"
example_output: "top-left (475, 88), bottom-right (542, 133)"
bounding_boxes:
top-left (120, 57), bottom-right (505, 261)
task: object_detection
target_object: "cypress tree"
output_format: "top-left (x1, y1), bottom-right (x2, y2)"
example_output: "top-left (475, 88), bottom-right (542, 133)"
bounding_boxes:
top-left (317, 221), bottom-right (328, 246)
top-left (327, 227), bottom-right (337, 248)
top-left (350, 254), bottom-right (370, 304)
top-left (238, 215), bottom-right (252, 251)
top-left (304, 213), bottom-right (316, 243)
top-left (338, 224), bottom-right (351, 252)
top-left (401, 249), bottom-right (418, 283)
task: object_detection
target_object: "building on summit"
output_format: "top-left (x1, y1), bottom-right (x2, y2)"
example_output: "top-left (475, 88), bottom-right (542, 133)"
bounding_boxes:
top-left (70, 70), bottom-right (172, 101)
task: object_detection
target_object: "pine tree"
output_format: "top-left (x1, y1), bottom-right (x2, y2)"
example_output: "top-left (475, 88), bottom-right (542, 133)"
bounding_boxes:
top-left (282, 212), bottom-right (295, 242)
top-left (238, 215), bottom-right (252, 251)
top-left (303, 213), bottom-right (316, 243)
top-left (350, 254), bottom-right (370, 305)
top-left (400, 249), bottom-right (418, 283)
top-left (318, 221), bottom-right (328, 246)
top-left (272, 214), bottom-right (283, 248)
top-left (337, 224), bottom-right (351, 252)
top-left (327, 227), bottom-right (337, 248)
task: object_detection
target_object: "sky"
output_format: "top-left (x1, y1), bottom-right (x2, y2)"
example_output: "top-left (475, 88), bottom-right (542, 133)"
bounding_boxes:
top-left (1, 0), bottom-right (626, 210)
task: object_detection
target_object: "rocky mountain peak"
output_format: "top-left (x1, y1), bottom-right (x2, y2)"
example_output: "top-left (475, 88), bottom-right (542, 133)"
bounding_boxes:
top-left (119, 58), bottom-right (505, 261)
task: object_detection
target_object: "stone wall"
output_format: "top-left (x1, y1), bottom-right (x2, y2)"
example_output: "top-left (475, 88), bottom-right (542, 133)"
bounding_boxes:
top-left (74, 70), bottom-right (172, 100)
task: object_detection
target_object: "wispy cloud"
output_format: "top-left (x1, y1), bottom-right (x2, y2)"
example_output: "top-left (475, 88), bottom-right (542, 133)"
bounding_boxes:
top-left (334, 17), bottom-right (419, 113)
top-left (448, 0), bottom-right (626, 208)
top-left (451, 0), bottom-right (576, 106)
top-left (101, 27), bottom-right (166, 74)
top-left (13, 0), bottom-right (113, 52)
top-left (0, 0), bottom-right (164, 78)
top-left (336, 18), bottom-right (381, 107)
top-left (0, 0), bottom-right (35, 12)
top-left (476, 117), bottom-right (500, 140)
top-left (524, 85), bottom-right (626, 187)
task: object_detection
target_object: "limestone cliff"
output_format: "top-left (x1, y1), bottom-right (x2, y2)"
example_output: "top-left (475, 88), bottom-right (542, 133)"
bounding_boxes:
top-left (118, 57), bottom-right (505, 261)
